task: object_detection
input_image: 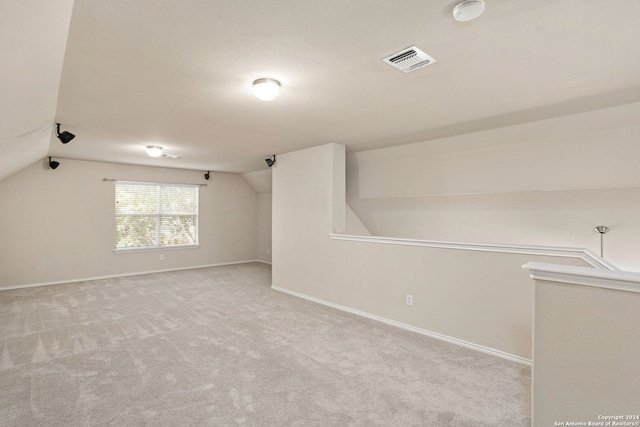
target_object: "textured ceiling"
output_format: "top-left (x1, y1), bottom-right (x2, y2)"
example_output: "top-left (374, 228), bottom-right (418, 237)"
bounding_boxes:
top-left (45, 0), bottom-right (640, 173)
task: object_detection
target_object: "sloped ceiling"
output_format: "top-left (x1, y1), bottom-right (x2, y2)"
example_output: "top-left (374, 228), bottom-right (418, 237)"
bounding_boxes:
top-left (3, 0), bottom-right (640, 180)
top-left (0, 0), bottom-right (75, 180)
top-left (242, 169), bottom-right (273, 194)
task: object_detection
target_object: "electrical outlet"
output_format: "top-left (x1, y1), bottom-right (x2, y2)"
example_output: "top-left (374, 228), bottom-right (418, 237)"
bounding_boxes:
top-left (406, 294), bottom-right (413, 306)
top-left (160, 254), bottom-right (164, 261)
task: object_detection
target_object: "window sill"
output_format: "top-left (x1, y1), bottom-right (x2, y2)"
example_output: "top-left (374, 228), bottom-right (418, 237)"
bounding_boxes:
top-left (114, 244), bottom-right (199, 254)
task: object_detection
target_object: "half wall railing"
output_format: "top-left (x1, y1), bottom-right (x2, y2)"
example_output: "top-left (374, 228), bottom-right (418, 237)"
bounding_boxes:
top-left (523, 262), bottom-right (640, 425)
top-left (330, 234), bottom-right (617, 270)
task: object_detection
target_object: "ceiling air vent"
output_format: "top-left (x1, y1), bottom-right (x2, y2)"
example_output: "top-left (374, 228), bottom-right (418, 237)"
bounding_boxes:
top-left (382, 46), bottom-right (436, 73)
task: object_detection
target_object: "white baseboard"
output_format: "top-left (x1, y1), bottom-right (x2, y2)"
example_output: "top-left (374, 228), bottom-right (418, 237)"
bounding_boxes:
top-left (0, 260), bottom-right (268, 291)
top-left (271, 285), bottom-right (531, 366)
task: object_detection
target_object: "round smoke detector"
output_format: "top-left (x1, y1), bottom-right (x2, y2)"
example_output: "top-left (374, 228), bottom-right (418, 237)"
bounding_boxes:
top-left (453, 0), bottom-right (485, 22)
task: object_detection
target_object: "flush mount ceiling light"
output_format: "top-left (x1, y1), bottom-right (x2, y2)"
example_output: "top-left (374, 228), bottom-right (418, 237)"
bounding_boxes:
top-left (146, 145), bottom-right (163, 157)
top-left (453, 0), bottom-right (485, 22)
top-left (252, 78), bottom-right (281, 101)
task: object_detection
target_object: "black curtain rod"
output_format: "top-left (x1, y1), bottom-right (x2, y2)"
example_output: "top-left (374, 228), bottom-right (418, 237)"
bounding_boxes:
top-left (102, 178), bottom-right (207, 187)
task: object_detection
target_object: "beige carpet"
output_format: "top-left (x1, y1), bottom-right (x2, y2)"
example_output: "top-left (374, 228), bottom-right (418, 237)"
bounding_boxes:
top-left (0, 262), bottom-right (530, 426)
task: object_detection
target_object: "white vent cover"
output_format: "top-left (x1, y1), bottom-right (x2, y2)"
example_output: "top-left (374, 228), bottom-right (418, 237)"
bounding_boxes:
top-left (382, 46), bottom-right (436, 73)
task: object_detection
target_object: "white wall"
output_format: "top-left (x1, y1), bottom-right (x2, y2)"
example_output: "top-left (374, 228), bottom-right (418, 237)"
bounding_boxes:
top-left (0, 184), bottom-right (3, 266)
top-left (0, 159), bottom-right (258, 288)
top-left (346, 103), bottom-right (640, 271)
top-left (241, 169), bottom-right (272, 194)
top-left (242, 169), bottom-right (273, 263)
top-left (527, 264), bottom-right (640, 425)
top-left (256, 193), bottom-right (272, 263)
top-left (273, 143), bottom-right (590, 360)
top-left (347, 102), bottom-right (640, 199)
top-left (348, 187), bottom-right (640, 271)
top-left (0, 0), bottom-right (75, 180)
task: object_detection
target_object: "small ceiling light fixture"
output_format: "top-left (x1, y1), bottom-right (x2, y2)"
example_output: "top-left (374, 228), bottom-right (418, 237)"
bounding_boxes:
top-left (265, 155), bottom-right (276, 167)
top-left (146, 145), bottom-right (163, 157)
top-left (204, 171), bottom-right (210, 180)
top-left (48, 157), bottom-right (60, 170)
top-left (253, 78), bottom-right (281, 101)
top-left (56, 123), bottom-right (75, 144)
top-left (453, 0), bottom-right (485, 22)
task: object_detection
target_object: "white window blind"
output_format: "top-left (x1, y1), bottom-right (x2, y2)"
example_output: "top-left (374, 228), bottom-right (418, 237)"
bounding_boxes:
top-left (115, 181), bottom-right (198, 250)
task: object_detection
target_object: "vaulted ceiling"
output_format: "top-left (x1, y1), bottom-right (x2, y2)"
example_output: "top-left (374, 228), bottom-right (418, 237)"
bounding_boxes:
top-left (2, 0), bottom-right (640, 180)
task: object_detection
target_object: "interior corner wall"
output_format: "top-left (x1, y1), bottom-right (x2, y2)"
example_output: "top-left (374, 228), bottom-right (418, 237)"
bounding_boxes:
top-left (345, 204), bottom-right (371, 236)
top-left (0, 159), bottom-right (258, 288)
top-left (272, 143), bottom-right (344, 294)
top-left (272, 142), bottom-right (589, 360)
top-left (256, 193), bottom-right (272, 263)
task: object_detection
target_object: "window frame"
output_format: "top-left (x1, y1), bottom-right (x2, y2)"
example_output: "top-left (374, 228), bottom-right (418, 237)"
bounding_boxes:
top-left (114, 180), bottom-right (200, 253)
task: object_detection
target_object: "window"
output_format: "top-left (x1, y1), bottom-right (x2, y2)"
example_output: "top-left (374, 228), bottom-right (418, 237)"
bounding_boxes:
top-left (115, 181), bottom-right (198, 251)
